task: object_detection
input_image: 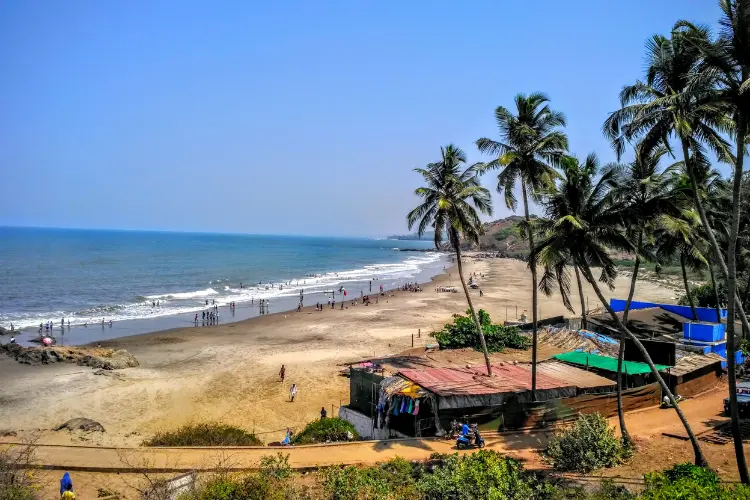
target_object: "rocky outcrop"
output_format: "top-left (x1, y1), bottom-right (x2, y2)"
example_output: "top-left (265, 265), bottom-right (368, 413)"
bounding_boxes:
top-left (54, 418), bottom-right (105, 433)
top-left (0, 344), bottom-right (138, 370)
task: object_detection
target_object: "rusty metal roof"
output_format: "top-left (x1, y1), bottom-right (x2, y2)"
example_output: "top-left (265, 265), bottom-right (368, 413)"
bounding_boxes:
top-left (398, 361), bottom-right (613, 398)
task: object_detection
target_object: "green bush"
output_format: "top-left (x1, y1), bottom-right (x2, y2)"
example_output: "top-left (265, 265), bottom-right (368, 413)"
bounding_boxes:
top-left (292, 417), bottom-right (358, 445)
top-left (143, 422), bottom-right (262, 447)
top-left (545, 413), bottom-right (624, 473)
top-left (431, 309), bottom-right (530, 352)
top-left (678, 282), bottom-right (727, 309)
top-left (642, 463), bottom-right (750, 499)
top-left (180, 454), bottom-right (302, 500)
top-left (321, 458), bottom-right (420, 500)
top-left (417, 450), bottom-right (552, 500)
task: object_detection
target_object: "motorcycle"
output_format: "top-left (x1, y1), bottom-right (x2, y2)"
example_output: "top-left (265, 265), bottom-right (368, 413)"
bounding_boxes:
top-left (447, 420), bottom-right (462, 439)
top-left (456, 425), bottom-right (485, 449)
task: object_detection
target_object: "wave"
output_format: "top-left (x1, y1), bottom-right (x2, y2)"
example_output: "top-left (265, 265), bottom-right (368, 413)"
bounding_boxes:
top-left (1, 252), bottom-right (447, 331)
top-left (145, 288), bottom-right (218, 300)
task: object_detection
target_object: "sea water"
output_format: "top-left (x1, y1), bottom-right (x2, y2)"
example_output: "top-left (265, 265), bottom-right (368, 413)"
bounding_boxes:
top-left (0, 227), bottom-right (446, 345)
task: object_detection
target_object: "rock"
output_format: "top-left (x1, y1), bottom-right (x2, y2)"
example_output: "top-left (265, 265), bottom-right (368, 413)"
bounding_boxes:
top-left (0, 326), bottom-right (14, 336)
top-left (0, 429), bottom-right (17, 437)
top-left (93, 369), bottom-right (125, 380)
top-left (79, 349), bottom-right (139, 370)
top-left (1, 344), bottom-right (138, 370)
top-left (54, 418), bottom-right (105, 433)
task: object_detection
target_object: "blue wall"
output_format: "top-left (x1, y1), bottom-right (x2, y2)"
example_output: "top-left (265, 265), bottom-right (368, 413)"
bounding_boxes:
top-left (609, 299), bottom-right (727, 323)
top-left (683, 322), bottom-right (725, 342)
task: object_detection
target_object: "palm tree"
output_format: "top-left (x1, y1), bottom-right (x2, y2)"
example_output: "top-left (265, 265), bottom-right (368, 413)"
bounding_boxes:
top-left (536, 154), bottom-right (599, 329)
top-left (532, 156), bottom-right (709, 467)
top-left (407, 145), bottom-right (494, 376)
top-left (476, 93), bottom-right (568, 400)
top-left (603, 24), bottom-right (750, 334)
top-left (683, 0), bottom-right (750, 481)
top-left (653, 210), bottom-right (709, 320)
top-left (534, 153), bottom-right (635, 447)
top-left (607, 12), bottom-right (748, 479)
top-left (605, 143), bottom-right (684, 447)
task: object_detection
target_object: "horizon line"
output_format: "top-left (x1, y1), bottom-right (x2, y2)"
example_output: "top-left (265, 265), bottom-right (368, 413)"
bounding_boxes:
top-left (0, 223), bottom-right (426, 241)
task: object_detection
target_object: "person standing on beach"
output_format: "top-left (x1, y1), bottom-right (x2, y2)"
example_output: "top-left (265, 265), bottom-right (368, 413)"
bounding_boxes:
top-left (289, 383), bottom-right (297, 402)
top-left (280, 365), bottom-right (286, 383)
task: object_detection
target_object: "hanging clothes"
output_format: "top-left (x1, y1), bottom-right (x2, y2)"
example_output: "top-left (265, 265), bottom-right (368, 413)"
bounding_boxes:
top-left (407, 398), bottom-right (414, 414)
top-left (400, 397), bottom-right (407, 414)
top-left (393, 396), bottom-right (400, 415)
top-left (413, 399), bottom-right (420, 415)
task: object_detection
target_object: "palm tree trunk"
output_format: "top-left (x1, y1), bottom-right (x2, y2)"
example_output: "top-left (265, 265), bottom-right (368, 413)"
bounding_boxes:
top-left (615, 339), bottom-right (633, 448)
top-left (680, 139), bottom-right (750, 339)
top-left (681, 252), bottom-right (698, 321)
top-left (617, 230), bottom-right (641, 449)
top-left (451, 230), bottom-right (492, 377)
top-left (580, 264), bottom-right (708, 467)
top-left (741, 273), bottom-right (750, 337)
top-left (709, 264), bottom-right (722, 324)
top-left (724, 113), bottom-right (749, 483)
top-left (574, 263), bottom-right (586, 329)
top-left (521, 180), bottom-right (538, 401)
top-left (622, 230), bottom-right (643, 325)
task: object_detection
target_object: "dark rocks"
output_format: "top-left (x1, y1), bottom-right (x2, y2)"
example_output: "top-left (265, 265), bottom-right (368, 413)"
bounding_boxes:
top-left (0, 344), bottom-right (139, 370)
top-left (54, 418), bottom-right (105, 433)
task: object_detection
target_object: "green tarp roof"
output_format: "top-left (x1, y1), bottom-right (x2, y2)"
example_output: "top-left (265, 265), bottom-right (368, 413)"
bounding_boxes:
top-left (553, 351), bottom-right (669, 375)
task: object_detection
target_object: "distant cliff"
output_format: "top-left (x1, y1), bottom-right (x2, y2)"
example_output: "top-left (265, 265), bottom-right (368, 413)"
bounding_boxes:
top-left (387, 231), bottom-right (435, 241)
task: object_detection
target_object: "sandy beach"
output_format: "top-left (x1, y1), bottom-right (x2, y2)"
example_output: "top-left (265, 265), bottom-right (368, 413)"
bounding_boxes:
top-left (0, 257), bottom-right (678, 447)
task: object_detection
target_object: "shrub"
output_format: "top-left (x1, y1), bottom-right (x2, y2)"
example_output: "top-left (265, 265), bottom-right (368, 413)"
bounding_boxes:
top-left (545, 413), bottom-right (624, 473)
top-left (291, 417), bottom-right (358, 445)
top-left (0, 442), bottom-right (39, 500)
top-left (181, 454), bottom-right (301, 500)
top-left (143, 422), bottom-right (262, 447)
top-left (431, 309), bottom-right (530, 352)
top-left (642, 463), bottom-right (750, 499)
top-left (321, 465), bottom-right (394, 500)
top-left (678, 281), bottom-right (727, 309)
top-left (417, 450), bottom-right (548, 499)
top-left (259, 452), bottom-right (293, 480)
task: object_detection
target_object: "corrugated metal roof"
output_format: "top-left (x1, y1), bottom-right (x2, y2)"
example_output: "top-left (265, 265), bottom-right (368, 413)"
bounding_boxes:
top-left (398, 368), bottom-right (514, 396)
top-left (536, 361), bottom-right (616, 389)
top-left (398, 361), bottom-right (614, 398)
top-left (667, 352), bottom-right (723, 377)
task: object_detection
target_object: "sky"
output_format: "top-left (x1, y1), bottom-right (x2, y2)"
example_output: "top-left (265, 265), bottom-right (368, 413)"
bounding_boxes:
top-left (0, 0), bottom-right (723, 237)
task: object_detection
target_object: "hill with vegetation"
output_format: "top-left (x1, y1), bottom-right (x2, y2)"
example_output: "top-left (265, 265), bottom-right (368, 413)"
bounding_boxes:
top-left (474, 215), bottom-right (535, 257)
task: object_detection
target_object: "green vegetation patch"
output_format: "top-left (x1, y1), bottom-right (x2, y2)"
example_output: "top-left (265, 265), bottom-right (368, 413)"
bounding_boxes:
top-left (291, 417), bottom-right (358, 445)
top-left (432, 309), bottom-right (530, 352)
top-left (545, 413), bottom-right (626, 473)
top-left (143, 422), bottom-right (262, 447)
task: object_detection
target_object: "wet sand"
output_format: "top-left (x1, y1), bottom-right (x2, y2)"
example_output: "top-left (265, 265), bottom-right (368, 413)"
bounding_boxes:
top-left (0, 257), bottom-right (677, 447)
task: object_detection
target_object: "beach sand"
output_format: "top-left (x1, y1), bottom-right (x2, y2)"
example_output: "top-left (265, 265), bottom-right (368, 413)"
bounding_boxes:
top-left (0, 257), bottom-right (678, 446)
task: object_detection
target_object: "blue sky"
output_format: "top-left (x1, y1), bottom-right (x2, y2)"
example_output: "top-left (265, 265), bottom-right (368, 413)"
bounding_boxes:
top-left (0, 1), bottom-right (720, 237)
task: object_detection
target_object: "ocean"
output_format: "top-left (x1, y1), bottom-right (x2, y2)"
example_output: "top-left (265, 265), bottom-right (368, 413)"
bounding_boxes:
top-left (0, 227), bottom-right (446, 345)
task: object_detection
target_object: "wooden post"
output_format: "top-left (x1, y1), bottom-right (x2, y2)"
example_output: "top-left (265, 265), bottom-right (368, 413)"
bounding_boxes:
top-left (515, 305), bottom-right (518, 319)
top-left (418, 328), bottom-right (421, 338)
top-left (412, 333), bottom-right (414, 347)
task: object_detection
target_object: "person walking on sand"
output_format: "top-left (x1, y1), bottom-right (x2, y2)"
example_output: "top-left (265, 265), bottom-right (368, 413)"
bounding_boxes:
top-left (289, 383), bottom-right (297, 402)
top-left (280, 364), bottom-right (286, 383)
top-left (60, 472), bottom-right (75, 499)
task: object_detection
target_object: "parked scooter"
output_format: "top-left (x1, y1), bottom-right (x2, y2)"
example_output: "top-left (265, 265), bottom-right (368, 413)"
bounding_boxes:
top-left (447, 419), bottom-right (462, 439)
top-left (456, 424), bottom-right (485, 449)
